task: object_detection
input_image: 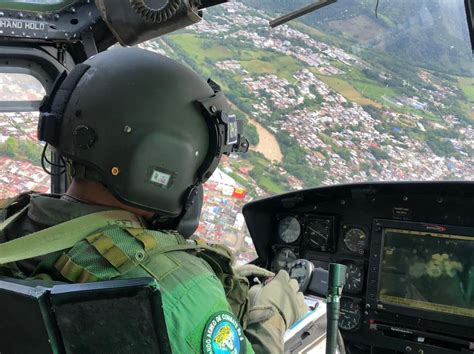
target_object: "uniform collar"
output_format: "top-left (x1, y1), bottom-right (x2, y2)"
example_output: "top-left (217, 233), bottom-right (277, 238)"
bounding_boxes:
top-left (28, 194), bottom-right (117, 227)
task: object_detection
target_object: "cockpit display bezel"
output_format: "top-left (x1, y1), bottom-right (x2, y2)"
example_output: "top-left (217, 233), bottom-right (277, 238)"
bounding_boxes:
top-left (367, 219), bottom-right (474, 328)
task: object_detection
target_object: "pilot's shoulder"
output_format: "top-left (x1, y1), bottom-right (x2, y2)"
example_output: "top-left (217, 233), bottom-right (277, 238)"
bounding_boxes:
top-left (56, 226), bottom-right (223, 283)
top-left (187, 237), bottom-right (236, 262)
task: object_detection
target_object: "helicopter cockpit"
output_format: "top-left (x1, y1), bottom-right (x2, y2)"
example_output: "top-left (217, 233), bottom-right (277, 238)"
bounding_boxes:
top-left (0, 1), bottom-right (472, 353)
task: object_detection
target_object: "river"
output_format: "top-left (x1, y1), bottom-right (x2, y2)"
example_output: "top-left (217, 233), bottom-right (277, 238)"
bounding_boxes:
top-left (248, 119), bottom-right (283, 162)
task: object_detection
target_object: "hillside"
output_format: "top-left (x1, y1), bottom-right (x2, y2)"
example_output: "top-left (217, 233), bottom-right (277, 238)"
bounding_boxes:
top-left (152, 1), bottom-right (473, 195)
top-left (243, 0), bottom-right (472, 76)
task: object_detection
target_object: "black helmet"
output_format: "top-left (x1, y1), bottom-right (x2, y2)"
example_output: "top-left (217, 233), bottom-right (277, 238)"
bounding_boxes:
top-left (38, 48), bottom-right (248, 217)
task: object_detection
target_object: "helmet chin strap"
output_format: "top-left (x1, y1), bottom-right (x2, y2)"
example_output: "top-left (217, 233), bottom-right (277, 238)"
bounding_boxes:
top-left (149, 214), bottom-right (179, 231)
top-left (70, 162), bottom-right (106, 186)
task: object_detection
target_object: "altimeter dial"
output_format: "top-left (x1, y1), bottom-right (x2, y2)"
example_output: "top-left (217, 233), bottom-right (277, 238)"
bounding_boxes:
top-left (344, 228), bottom-right (367, 255)
top-left (278, 216), bottom-right (301, 244)
top-left (339, 297), bottom-right (362, 331)
top-left (344, 263), bottom-right (364, 293)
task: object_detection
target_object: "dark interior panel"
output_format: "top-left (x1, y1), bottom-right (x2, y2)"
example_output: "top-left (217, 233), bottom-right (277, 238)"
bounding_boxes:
top-left (243, 182), bottom-right (474, 353)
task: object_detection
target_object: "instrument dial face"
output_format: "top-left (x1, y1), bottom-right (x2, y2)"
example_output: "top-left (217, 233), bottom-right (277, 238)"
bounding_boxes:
top-left (272, 248), bottom-right (297, 271)
top-left (344, 263), bottom-right (364, 293)
top-left (304, 218), bottom-right (332, 249)
top-left (278, 216), bottom-right (301, 243)
top-left (339, 298), bottom-right (362, 331)
top-left (344, 228), bottom-right (367, 255)
top-left (287, 259), bottom-right (314, 292)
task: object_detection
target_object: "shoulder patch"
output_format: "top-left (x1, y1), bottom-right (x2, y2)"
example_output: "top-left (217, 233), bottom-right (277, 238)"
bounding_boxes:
top-left (202, 311), bottom-right (245, 354)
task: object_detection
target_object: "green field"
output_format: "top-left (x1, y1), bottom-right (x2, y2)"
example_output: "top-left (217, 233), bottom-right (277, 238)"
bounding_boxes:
top-left (316, 68), bottom-right (445, 122)
top-left (316, 74), bottom-right (382, 107)
top-left (460, 102), bottom-right (474, 120)
top-left (458, 77), bottom-right (474, 102)
top-left (240, 54), bottom-right (301, 82)
top-left (315, 66), bottom-right (399, 108)
top-left (457, 77), bottom-right (473, 120)
top-left (169, 33), bottom-right (232, 61)
top-left (167, 33), bottom-right (233, 79)
top-left (326, 67), bottom-right (398, 105)
top-left (168, 33), bottom-right (302, 82)
top-left (255, 175), bottom-right (286, 194)
top-left (242, 151), bottom-right (289, 194)
top-left (350, 79), bottom-right (396, 100)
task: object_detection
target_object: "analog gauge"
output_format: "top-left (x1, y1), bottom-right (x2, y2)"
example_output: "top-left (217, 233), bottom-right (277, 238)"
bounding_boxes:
top-left (339, 298), bottom-right (362, 331)
top-left (278, 216), bottom-right (301, 243)
top-left (272, 248), bottom-right (297, 271)
top-left (304, 218), bottom-right (332, 250)
top-left (344, 228), bottom-right (367, 255)
top-left (344, 263), bottom-right (364, 293)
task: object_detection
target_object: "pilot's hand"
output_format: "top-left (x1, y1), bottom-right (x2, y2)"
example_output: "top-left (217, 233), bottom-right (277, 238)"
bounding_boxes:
top-left (247, 270), bottom-right (308, 329)
top-left (233, 264), bottom-right (274, 280)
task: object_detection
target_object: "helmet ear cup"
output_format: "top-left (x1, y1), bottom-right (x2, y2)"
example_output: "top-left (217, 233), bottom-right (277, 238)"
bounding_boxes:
top-left (38, 64), bottom-right (91, 146)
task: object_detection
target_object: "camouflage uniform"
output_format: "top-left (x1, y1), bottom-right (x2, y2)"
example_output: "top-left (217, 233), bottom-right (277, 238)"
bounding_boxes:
top-left (0, 194), bottom-right (284, 353)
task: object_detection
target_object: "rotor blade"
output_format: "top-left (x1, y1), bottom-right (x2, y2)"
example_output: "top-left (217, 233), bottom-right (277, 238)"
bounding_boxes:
top-left (270, 0), bottom-right (337, 28)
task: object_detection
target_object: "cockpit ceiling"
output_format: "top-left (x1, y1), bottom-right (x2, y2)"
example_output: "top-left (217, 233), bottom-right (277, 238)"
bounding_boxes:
top-left (0, 1), bottom-right (75, 13)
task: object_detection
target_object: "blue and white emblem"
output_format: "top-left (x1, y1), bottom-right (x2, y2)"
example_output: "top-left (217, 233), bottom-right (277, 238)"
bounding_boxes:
top-left (203, 311), bottom-right (245, 354)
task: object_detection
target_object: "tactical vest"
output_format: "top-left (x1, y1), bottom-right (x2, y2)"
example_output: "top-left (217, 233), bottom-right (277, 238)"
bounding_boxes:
top-left (0, 194), bottom-right (252, 353)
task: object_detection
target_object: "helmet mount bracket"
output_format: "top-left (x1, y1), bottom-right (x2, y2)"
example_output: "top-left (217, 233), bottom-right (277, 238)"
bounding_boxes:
top-left (195, 79), bottom-right (249, 183)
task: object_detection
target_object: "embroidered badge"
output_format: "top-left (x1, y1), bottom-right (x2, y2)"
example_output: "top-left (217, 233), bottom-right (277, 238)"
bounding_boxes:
top-left (202, 311), bottom-right (245, 354)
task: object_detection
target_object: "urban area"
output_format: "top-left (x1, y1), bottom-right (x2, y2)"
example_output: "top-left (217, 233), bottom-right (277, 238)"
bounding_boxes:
top-left (0, 1), bottom-right (472, 264)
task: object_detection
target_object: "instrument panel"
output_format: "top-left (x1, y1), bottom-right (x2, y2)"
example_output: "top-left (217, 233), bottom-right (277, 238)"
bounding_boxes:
top-left (273, 214), bottom-right (368, 290)
top-left (273, 214), bottom-right (368, 334)
top-left (243, 182), bottom-right (474, 354)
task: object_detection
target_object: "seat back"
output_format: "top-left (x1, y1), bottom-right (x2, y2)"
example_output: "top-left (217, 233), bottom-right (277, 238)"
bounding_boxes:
top-left (0, 277), bottom-right (171, 354)
top-left (0, 277), bottom-right (58, 353)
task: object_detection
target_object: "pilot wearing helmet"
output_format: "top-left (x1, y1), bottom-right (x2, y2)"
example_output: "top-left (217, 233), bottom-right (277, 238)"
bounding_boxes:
top-left (0, 48), bottom-right (307, 353)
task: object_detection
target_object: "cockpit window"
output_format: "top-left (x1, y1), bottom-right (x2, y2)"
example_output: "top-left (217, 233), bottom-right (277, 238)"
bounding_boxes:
top-left (139, 0), bottom-right (473, 263)
top-left (0, 73), bottom-right (45, 102)
top-left (0, 73), bottom-right (49, 199)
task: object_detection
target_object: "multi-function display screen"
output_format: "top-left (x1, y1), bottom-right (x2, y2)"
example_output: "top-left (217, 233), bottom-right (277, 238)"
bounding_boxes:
top-left (378, 228), bottom-right (473, 318)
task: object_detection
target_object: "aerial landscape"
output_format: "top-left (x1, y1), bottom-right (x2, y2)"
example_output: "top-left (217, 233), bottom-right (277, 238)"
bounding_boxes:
top-left (0, 0), bottom-right (472, 263)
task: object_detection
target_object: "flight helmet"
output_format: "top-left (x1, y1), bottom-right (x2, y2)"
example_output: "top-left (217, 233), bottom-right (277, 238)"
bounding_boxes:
top-left (38, 48), bottom-right (248, 217)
